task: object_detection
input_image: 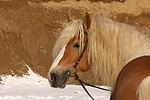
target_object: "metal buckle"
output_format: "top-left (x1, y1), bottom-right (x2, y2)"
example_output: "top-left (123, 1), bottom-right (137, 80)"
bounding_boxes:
top-left (67, 65), bottom-right (77, 77)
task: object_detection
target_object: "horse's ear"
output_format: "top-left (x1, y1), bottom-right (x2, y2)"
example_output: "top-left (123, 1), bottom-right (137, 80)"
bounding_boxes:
top-left (67, 11), bottom-right (73, 23)
top-left (83, 12), bottom-right (91, 30)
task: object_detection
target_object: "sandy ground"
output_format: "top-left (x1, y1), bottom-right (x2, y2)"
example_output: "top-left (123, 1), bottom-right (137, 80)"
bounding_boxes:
top-left (0, 0), bottom-right (150, 85)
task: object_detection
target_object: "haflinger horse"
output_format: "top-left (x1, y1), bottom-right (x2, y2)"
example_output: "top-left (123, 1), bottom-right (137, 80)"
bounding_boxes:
top-left (48, 12), bottom-right (150, 100)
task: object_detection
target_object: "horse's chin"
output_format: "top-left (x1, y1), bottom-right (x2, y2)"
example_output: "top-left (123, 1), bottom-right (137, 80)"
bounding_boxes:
top-left (59, 83), bottom-right (66, 88)
top-left (58, 74), bottom-right (69, 88)
top-left (49, 79), bottom-right (67, 88)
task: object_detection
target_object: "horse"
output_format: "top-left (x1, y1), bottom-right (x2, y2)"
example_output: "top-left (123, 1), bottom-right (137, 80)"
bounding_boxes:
top-left (47, 12), bottom-right (150, 100)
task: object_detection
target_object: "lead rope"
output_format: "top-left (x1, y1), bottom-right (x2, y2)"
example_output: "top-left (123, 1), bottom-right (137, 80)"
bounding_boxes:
top-left (74, 73), bottom-right (111, 100)
top-left (74, 73), bottom-right (94, 100)
top-left (74, 73), bottom-right (110, 100)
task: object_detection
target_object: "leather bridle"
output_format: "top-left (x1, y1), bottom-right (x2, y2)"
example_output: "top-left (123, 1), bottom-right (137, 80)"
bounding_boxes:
top-left (68, 30), bottom-right (111, 100)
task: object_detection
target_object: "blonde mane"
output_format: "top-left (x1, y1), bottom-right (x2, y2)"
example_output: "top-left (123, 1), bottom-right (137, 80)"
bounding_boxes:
top-left (53, 14), bottom-right (150, 92)
top-left (53, 20), bottom-right (85, 59)
top-left (88, 15), bottom-right (150, 92)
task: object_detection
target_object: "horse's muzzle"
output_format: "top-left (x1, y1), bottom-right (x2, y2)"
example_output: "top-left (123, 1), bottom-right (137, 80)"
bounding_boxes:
top-left (48, 70), bottom-right (70, 88)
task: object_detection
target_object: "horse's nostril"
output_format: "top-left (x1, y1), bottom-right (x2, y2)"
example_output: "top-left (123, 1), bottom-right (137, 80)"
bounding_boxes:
top-left (51, 73), bottom-right (57, 87)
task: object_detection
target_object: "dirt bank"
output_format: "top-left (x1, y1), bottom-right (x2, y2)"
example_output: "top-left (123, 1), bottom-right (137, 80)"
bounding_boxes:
top-left (0, 0), bottom-right (150, 85)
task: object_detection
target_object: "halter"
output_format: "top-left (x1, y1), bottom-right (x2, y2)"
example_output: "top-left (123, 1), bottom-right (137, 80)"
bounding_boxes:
top-left (68, 30), bottom-right (111, 100)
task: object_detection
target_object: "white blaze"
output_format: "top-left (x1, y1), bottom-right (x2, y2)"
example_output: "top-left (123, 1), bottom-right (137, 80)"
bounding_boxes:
top-left (49, 45), bottom-right (67, 73)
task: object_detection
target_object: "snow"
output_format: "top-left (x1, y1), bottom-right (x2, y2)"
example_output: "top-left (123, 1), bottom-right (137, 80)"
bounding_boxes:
top-left (0, 65), bottom-right (110, 100)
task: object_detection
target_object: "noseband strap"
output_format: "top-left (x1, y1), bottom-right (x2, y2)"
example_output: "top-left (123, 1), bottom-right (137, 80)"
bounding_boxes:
top-left (69, 30), bottom-right (110, 100)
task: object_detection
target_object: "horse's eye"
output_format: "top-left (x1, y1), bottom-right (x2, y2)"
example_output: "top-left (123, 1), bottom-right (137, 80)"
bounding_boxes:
top-left (73, 43), bottom-right (80, 48)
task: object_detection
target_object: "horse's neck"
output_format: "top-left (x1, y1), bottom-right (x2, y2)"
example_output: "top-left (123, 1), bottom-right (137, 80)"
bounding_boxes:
top-left (89, 18), bottom-right (150, 92)
top-left (118, 28), bottom-right (150, 68)
top-left (110, 25), bottom-right (150, 91)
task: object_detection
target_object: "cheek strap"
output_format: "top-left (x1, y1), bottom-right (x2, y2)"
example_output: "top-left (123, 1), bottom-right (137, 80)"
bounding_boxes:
top-left (67, 31), bottom-right (110, 100)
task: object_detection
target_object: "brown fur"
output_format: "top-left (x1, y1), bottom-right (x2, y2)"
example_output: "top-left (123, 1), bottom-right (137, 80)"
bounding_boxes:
top-left (58, 35), bottom-right (90, 75)
top-left (110, 56), bottom-right (150, 100)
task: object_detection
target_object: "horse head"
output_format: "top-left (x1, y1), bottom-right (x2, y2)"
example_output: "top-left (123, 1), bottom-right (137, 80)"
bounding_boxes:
top-left (48, 12), bottom-right (91, 88)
